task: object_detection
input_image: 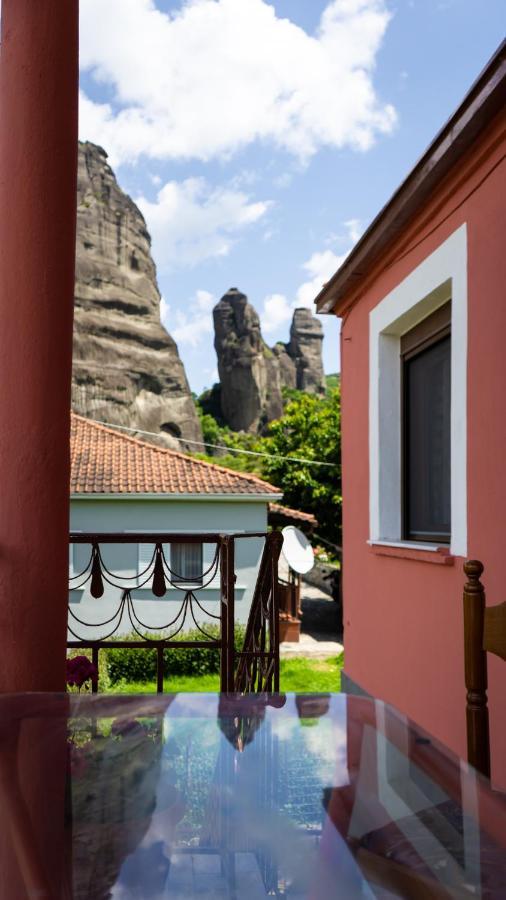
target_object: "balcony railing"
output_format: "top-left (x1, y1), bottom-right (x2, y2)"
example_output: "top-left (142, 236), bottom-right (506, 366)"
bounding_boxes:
top-left (68, 531), bottom-right (283, 694)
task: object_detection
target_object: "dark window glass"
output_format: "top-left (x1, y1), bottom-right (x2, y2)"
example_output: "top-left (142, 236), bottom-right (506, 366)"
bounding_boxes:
top-left (403, 330), bottom-right (451, 543)
top-left (170, 543), bottom-right (203, 585)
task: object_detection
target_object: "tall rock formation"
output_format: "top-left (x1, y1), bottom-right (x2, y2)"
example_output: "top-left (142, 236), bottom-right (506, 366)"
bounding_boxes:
top-left (213, 288), bottom-right (325, 433)
top-left (72, 142), bottom-right (202, 448)
top-left (288, 308), bottom-right (326, 393)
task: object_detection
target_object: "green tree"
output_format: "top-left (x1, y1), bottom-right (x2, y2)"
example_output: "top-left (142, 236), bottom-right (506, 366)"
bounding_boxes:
top-left (261, 388), bottom-right (341, 543)
top-left (194, 386), bottom-right (342, 541)
top-left (195, 401), bottom-right (266, 474)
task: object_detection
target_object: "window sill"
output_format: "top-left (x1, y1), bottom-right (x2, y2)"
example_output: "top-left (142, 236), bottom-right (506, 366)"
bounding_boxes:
top-left (368, 541), bottom-right (454, 565)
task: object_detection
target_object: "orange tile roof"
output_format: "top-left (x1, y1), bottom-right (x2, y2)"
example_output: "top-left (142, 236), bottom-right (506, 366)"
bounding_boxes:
top-left (70, 413), bottom-right (281, 497)
top-left (268, 502), bottom-right (317, 526)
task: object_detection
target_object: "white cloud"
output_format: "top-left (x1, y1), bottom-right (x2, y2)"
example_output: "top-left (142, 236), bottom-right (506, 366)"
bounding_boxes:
top-left (262, 293), bottom-right (294, 333)
top-left (79, 0), bottom-right (396, 167)
top-left (159, 294), bottom-right (170, 324)
top-left (204, 366), bottom-right (219, 384)
top-left (295, 248), bottom-right (347, 308)
top-left (260, 221), bottom-right (363, 332)
top-left (344, 217), bottom-right (363, 244)
top-left (273, 172), bottom-right (293, 190)
top-left (136, 177), bottom-right (270, 269)
top-left (172, 289), bottom-right (216, 347)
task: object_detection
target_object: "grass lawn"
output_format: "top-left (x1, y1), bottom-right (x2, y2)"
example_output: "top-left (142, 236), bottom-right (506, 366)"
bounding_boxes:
top-left (109, 654), bottom-right (343, 694)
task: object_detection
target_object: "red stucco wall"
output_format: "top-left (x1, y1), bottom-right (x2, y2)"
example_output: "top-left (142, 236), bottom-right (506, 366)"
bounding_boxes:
top-left (0, 1), bottom-right (78, 692)
top-left (339, 113), bottom-right (506, 787)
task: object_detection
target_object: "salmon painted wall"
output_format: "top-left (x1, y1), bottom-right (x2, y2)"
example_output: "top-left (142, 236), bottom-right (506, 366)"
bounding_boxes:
top-left (339, 112), bottom-right (506, 787)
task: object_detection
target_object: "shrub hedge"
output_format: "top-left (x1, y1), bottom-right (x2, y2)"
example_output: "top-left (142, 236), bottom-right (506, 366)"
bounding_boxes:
top-left (106, 625), bottom-right (246, 685)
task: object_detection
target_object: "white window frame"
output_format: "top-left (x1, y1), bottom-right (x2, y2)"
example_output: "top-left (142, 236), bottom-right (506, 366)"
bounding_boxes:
top-left (170, 541), bottom-right (204, 586)
top-left (127, 531), bottom-right (225, 590)
top-left (369, 224), bottom-right (467, 557)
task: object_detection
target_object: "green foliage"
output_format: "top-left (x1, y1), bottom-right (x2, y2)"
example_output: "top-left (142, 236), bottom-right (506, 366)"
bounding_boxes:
top-left (325, 373), bottom-right (341, 392)
top-left (108, 654), bottom-right (344, 694)
top-left (277, 654), bottom-right (342, 692)
top-left (197, 384), bottom-right (224, 425)
top-left (199, 412), bottom-right (223, 447)
top-left (106, 626), bottom-right (246, 685)
top-left (193, 450), bottom-right (261, 474)
top-left (194, 384), bottom-right (342, 541)
top-left (262, 388), bottom-right (341, 542)
top-left (195, 396), bottom-right (267, 473)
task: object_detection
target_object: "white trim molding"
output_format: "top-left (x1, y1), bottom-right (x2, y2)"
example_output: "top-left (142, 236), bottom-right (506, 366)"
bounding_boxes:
top-left (71, 492), bottom-right (282, 503)
top-left (369, 224), bottom-right (467, 557)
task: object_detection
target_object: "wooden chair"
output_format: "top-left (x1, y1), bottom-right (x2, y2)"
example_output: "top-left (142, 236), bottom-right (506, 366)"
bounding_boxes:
top-left (463, 560), bottom-right (506, 778)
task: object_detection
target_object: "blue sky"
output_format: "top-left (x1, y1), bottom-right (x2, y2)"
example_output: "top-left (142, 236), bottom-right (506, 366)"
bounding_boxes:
top-left (79, 0), bottom-right (504, 394)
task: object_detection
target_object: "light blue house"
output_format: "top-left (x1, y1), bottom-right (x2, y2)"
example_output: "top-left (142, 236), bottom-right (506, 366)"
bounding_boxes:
top-left (69, 413), bottom-right (282, 638)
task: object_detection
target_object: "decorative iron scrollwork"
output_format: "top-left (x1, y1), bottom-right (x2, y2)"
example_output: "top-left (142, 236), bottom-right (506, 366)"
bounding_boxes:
top-left (68, 532), bottom-right (282, 694)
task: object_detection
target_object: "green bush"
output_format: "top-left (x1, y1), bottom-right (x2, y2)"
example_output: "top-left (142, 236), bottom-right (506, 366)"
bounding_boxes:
top-left (106, 625), bottom-right (246, 685)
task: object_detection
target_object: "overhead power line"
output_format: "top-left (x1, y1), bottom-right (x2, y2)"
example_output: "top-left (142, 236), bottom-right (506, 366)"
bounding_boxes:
top-left (92, 419), bottom-right (338, 469)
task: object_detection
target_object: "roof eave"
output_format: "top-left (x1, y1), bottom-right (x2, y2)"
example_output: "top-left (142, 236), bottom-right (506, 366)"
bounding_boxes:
top-left (70, 491), bottom-right (283, 502)
top-left (315, 40), bottom-right (506, 316)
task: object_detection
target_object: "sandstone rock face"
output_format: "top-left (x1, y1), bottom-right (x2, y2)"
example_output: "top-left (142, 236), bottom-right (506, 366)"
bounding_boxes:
top-left (213, 288), bottom-right (283, 432)
top-left (288, 308), bottom-right (325, 392)
top-left (213, 288), bottom-right (325, 433)
top-left (72, 142), bottom-right (202, 449)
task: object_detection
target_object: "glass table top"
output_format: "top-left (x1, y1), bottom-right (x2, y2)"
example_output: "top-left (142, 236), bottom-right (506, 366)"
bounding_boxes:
top-left (1, 692), bottom-right (505, 898)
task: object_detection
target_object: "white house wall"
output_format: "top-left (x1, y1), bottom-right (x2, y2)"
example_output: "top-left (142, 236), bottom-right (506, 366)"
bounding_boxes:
top-left (69, 498), bottom-right (268, 638)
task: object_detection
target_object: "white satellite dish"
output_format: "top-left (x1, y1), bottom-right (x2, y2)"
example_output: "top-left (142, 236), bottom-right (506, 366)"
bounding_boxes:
top-left (281, 526), bottom-right (314, 575)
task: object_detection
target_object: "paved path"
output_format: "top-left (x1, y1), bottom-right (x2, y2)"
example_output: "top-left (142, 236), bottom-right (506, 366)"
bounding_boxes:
top-left (280, 582), bottom-right (343, 659)
top-left (280, 632), bottom-right (343, 658)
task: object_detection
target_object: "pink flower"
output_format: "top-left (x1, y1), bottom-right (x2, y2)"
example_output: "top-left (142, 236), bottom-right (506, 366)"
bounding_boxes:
top-left (66, 655), bottom-right (98, 689)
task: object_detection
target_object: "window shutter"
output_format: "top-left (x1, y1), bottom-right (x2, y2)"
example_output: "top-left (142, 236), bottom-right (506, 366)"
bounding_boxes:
top-left (203, 542), bottom-right (220, 586)
top-left (138, 542), bottom-right (155, 571)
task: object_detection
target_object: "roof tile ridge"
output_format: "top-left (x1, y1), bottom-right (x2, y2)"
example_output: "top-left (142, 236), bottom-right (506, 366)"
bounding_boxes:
top-left (181, 452), bottom-right (281, 491)
top-left (70, 411), bottom-right (280, 493)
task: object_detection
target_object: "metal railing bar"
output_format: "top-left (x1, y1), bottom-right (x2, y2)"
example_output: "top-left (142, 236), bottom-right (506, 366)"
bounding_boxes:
top-left (156, 646), bottom-right (164, 694)
top-left (69, 532), bottom-right (269, 543)
top-left (67, 530), bottom-right (281, 695)
top-left (91, 647), bottom-right (99, 695)
top-left (226, 536), bottom-right (235, 692)
top-left (67, 640), bottom-right (222, 649)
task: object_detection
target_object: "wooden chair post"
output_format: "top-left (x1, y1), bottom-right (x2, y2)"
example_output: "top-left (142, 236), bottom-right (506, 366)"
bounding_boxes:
top-left (463, 560), bottom-right (490, 778)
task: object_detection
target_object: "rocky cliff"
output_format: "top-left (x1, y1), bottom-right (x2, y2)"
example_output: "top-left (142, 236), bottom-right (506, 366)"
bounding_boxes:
top-left (287, 308), bottom-right (326, 393)
top-left (213, 288), bottom-right (325, 433)
top-left (72, 142), bottom-right (202, 448)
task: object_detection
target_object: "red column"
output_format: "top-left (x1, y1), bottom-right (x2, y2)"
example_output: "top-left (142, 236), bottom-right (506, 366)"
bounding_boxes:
top-left (0, 1), bottom-right (79, 691)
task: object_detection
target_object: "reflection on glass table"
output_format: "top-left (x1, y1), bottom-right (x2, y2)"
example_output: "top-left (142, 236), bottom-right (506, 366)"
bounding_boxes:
top-left (0, 692), bottom-right (505, 898)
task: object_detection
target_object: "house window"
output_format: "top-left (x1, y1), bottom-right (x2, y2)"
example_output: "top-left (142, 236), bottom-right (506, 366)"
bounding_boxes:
top-left (401, 303), bottom-right (451, 543)
top-left (369, 222), bottom-right (467, 556)
top-left (170, 542), bottom-right (203, 585)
